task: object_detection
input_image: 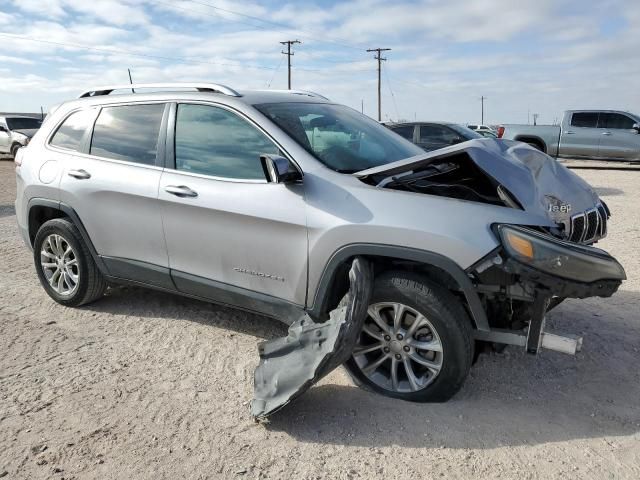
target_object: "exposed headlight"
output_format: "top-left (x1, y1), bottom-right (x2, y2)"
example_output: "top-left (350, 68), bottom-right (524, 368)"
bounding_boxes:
top-left (497, 224), bottom-right (626, 283)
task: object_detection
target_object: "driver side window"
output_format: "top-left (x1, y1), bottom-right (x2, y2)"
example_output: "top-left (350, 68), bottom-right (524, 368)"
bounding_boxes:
top-left (175, 104), bottom-right (279, 180)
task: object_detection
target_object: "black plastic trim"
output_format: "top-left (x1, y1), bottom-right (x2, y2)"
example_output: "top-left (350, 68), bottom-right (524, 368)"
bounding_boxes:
top-left (503, 259), bottom-right (622, 299)
top-left (308, 243), bottom-right (490, 331)
top-left (101, 256), bottom-right (175, 290)
top-left (171, 270), bottom-right (305, 324)
top-left (165, 102), bottom-right (176, 169)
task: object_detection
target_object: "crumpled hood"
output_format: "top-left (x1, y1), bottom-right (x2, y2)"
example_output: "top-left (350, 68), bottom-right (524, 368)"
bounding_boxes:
top-left (356, 138), bottom-right (601, 231)
top-left (12, 128), bottom-right (39, 138)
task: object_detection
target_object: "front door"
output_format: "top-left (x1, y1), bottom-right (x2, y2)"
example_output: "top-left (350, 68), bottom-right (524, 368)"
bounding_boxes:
top-left (597, 112), bottom-right (640, 160)
top-left (57, 102), bottom-right (171, 287)
top-left (159, 103), bottom-right (308, 308)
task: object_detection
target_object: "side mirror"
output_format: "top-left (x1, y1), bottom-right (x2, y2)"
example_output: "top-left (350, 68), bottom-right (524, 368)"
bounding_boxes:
top-left (633, 123), bottom-right (640, 133)
top-left (260, 154), bottom-right (302, 184)
top-left (0, 125), bottom-right (7, 133)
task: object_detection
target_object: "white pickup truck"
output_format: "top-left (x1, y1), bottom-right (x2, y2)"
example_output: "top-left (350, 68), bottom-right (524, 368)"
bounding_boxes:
top-left (499, 110), bottom-right (640, 161)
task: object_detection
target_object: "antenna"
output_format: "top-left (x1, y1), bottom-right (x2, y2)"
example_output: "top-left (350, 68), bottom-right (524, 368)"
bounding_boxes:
top-left (128, 68), bottom-right (135, 93)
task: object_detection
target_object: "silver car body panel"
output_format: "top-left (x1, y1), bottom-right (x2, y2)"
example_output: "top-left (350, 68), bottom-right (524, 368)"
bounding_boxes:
top-left (14, 89), bottom-right (610, 312)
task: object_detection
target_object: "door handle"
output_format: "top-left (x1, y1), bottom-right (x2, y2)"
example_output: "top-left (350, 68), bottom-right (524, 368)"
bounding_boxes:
top-left (564, 131), bottom-right (575, 135)
top-left (602, 131), bottom-right (612, 136)
top-left (165, 185), bottom-right (198, 198)
top-left (68, 169), bottom-right (91, 179)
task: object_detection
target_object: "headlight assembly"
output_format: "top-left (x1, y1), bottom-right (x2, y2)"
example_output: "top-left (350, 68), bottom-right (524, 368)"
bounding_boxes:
top-left (496, 224), bottom-right (626, 283)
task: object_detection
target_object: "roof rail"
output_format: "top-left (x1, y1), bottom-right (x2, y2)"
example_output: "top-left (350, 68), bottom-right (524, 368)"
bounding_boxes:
top-left (77, 83), bottom-right (241, 98)
top-left (258, 89), bottom-right (329, 101)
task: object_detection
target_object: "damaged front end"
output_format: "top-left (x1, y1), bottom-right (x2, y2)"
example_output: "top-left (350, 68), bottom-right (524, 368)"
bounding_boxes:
top-left (356, 139), bottom-right (610, 245)
top-left (251, 257), bottom-right (373, 420)
top-left (470, 224), bottom-right (626, 354)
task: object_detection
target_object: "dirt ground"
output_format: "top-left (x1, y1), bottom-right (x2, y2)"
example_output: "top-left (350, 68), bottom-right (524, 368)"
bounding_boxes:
top-left (1, 157), bottom-right (639, 479)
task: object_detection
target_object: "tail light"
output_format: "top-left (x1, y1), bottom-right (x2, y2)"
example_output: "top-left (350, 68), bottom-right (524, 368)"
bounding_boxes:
top-left (14, 147), bottom-right (24, 167)
top-left (497, 126), bottom-right (505, 138)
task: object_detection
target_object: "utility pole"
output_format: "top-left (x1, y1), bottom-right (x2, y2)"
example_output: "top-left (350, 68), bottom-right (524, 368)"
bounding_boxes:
top-left (480, 96), bottom-right (486, 125)
top-left (280, 40), bottom-right (301, 90)
top-left (367, 47), bottom-right (391, 121)
top-left (533, 113), bottom-right (539, 126)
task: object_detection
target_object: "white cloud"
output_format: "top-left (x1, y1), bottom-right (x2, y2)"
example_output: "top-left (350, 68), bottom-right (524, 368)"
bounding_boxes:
top-left (0, 0), bottom-right (638, 123)
top-left (0, 55), bottom-right (34, 65)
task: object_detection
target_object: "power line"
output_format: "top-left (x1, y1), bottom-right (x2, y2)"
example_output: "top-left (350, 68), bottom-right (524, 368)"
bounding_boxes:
top-left (175, 0), bottom-right (366, 51)
top-left (0, 32), bottom-right (277, 71)
top-left (367, 47), bottom-right (391, 121)
top-left (383, 66), bottom-right (400, 121)
top-left (281, 40), bottom-right (301, 89)
top-left (266, 55), bottom-right (285, 88)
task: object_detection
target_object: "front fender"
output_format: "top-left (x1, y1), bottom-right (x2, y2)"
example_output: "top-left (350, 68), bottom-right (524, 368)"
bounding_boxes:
top-left (307, 243), bottom-right (490, 332)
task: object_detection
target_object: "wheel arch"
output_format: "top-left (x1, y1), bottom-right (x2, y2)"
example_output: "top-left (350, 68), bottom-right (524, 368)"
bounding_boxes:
top-left (27, 198), bottom-right (108, 274)
top-left (513, 135), bottom-right (547, 152)
top-left (307, 243), bottom-right (490, 331)
top-left (10, 142), bottom-right (23, 156)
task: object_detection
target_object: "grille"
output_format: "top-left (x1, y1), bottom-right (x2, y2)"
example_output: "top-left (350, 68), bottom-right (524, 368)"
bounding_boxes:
top-left (597, 204), bottom-right (607, 237)
top-left (583, 209), bottom-right (599, 242)
top-left (569, 214), bottom-right (586, 243)
top-left (569, 204), bottom-right (608, 244)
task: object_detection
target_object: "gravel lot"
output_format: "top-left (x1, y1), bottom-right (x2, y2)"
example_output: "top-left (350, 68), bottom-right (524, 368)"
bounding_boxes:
top-left (1, 157), bottom-right (639, 479)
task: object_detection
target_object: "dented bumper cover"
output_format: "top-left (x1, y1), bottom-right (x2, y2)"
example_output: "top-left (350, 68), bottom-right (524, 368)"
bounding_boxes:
top-left (251, 257), bottom-right (373, 419)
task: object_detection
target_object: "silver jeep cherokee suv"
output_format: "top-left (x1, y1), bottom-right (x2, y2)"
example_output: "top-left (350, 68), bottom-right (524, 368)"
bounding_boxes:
top-left (15, 83), bottom-right (626, 404)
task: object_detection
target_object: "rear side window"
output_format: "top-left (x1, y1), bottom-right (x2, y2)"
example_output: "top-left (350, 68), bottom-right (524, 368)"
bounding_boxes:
top-left (570, 112), bottom-right (599, 128)
top-left (174, 104), bottom-right (279, 180)
top-left (598, 113), bottom-right (636, 130)
top-left (90, 104), bottom-right (165, 165)
top-left (420, 125), bottom-right (458, 143)
top-left (389, 125), bottom-right (414, 140)
top-left (50, 109), bottom-right (96, 151)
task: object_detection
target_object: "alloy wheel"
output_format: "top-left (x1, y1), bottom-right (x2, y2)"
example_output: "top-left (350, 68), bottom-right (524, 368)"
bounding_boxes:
top-left (40, 234), bottom-right (79, 296)
top-left (352, 302), bottom-right (444, 393)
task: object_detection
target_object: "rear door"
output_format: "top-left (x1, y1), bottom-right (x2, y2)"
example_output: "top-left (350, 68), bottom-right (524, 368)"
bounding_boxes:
top-left (560, 112), bottom-right (601, 158)
top-left (597, 112), bottom-right (640, 160)
top-left (159, 102), bottom-right (308, 307)
top-left (57, 102), bottom-right (172, 288)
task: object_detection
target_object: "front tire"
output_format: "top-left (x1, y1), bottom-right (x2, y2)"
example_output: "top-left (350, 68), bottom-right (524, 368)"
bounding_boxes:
top-left (344, 272), bottom-right (473, 402)
top-left (33, 218), bottom-right (107, 307)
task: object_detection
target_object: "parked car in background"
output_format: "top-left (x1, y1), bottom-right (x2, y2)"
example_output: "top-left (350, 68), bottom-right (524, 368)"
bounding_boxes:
top-left (499, 110), bottom-right (640, 161)
top-left (0, 115), bottom-right (42, 157)
top-left (386, 121), bottom-right (482, 151)
top-left (467, 124), bottom-right (495, 133)
top-left (476, 129), bottom-right (498, 139)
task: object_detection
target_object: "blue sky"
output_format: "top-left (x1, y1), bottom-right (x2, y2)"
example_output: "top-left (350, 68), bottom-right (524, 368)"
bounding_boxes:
top-left (1, 0), bottom-right (639, 124)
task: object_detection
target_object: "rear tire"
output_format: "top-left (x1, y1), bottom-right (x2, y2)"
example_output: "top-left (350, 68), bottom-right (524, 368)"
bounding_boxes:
top-left (344, 271), bottom-right (473, 402)
top-left (33, 218), bottom-right (107, 307)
